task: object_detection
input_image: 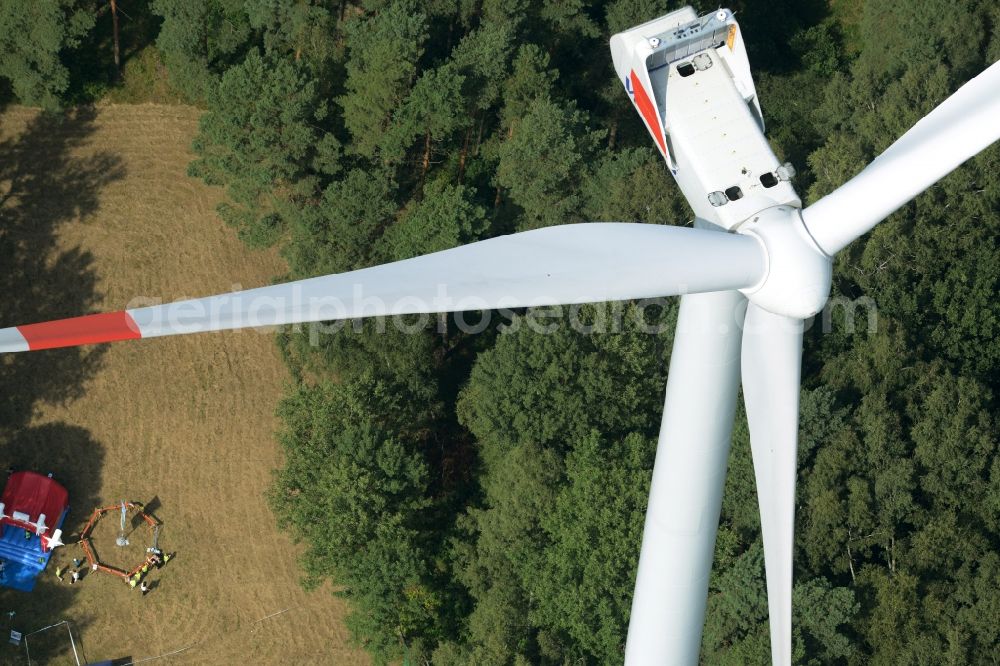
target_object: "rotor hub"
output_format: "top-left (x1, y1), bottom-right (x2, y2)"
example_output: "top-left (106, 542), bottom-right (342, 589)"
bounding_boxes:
top-left (738, 206), bottom-right (832, 319)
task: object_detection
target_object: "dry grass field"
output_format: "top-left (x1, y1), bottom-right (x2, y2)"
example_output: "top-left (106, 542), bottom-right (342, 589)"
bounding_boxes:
top-left (0, 105), bottom-right (369, 665)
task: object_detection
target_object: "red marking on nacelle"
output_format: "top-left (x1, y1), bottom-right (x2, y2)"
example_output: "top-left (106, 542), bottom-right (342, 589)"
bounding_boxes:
top-left (629, 70), bottom-right (667, 156)
top-left (18, 311), bottom-right (142, 351)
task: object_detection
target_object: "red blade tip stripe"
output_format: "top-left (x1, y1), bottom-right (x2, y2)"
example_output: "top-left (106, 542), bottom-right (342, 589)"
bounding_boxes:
top-left (17, 311), bottom-right (142, 351)
top-left (629, 70), bottom-right (666, 156)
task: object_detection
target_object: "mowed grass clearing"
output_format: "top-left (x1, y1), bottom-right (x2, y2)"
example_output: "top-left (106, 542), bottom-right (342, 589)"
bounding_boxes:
top-left (0, 104), bottom-right (369, 665)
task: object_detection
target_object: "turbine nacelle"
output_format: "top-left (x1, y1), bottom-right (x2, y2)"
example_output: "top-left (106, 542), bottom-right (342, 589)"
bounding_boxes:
top-left (739, 206), bottom-right (832, 320)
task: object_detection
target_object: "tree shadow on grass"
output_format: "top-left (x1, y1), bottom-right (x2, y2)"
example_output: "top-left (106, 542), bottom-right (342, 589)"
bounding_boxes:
top-left (1, 424), bottom-right (106, 526)
top-left (0, 107), bottom-right (126, 430)
top-left (0, 106), bottom-right (124, 663)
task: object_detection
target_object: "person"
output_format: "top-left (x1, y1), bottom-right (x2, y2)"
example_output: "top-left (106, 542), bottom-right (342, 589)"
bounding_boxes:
top-left (72, 558), bottom-right (83, 568)
top-left (70, 569), bottom-right (80, 584)
top-left (139, 580), bottom-right (150, 595)
top-left (55, 566), bottom-right (64, 582)
top-left (150, 553), bottom-right (163, 568)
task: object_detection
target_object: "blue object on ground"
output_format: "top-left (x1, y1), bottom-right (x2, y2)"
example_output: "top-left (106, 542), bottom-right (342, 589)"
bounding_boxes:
top-left (0, 507), bottom-right (69, 592)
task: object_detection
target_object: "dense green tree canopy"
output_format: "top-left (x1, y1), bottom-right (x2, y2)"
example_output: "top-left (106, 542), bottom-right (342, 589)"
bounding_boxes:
top-left (207, 1), bottom-right (1000, 662)
top-left (150, 0), bottom-right (255, 102)
top-left (0, 2), bottom-right (94, 110)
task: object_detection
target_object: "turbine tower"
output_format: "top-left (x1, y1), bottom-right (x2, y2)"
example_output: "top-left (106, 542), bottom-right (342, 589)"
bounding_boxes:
top-left (1, 7), bottom-right (998, 665)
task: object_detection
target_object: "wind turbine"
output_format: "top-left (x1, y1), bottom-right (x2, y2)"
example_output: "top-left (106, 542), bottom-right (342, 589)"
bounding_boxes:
top-left (1, 6), bottom-right (998, 664)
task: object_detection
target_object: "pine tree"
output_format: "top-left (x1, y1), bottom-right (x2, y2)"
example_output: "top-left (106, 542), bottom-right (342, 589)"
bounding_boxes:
top-left (188, 49), bottom-right (333, 247)
top-left (0, 2), bottom-right (94, 110)
top-left (339, 0), bottom-right (428, 160)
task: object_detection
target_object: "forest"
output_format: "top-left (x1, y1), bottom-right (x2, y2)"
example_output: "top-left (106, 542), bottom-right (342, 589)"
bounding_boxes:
top-left (1, 0), bottom-right (999, 664)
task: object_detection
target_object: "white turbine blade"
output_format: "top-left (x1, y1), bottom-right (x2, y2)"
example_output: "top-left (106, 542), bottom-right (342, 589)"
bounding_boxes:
top-left (626, 289), bottom-right (746, 665)
top-left (0, 223), bottom-right (764, 353)
top-left (741, 303), bottom-right (803, 666)
top-left (802, 60), bottom-right (1000, 256)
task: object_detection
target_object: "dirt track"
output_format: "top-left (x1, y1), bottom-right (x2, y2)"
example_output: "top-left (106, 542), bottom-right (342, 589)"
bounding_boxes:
top-left (0, 104), bottom-right (369, 665)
